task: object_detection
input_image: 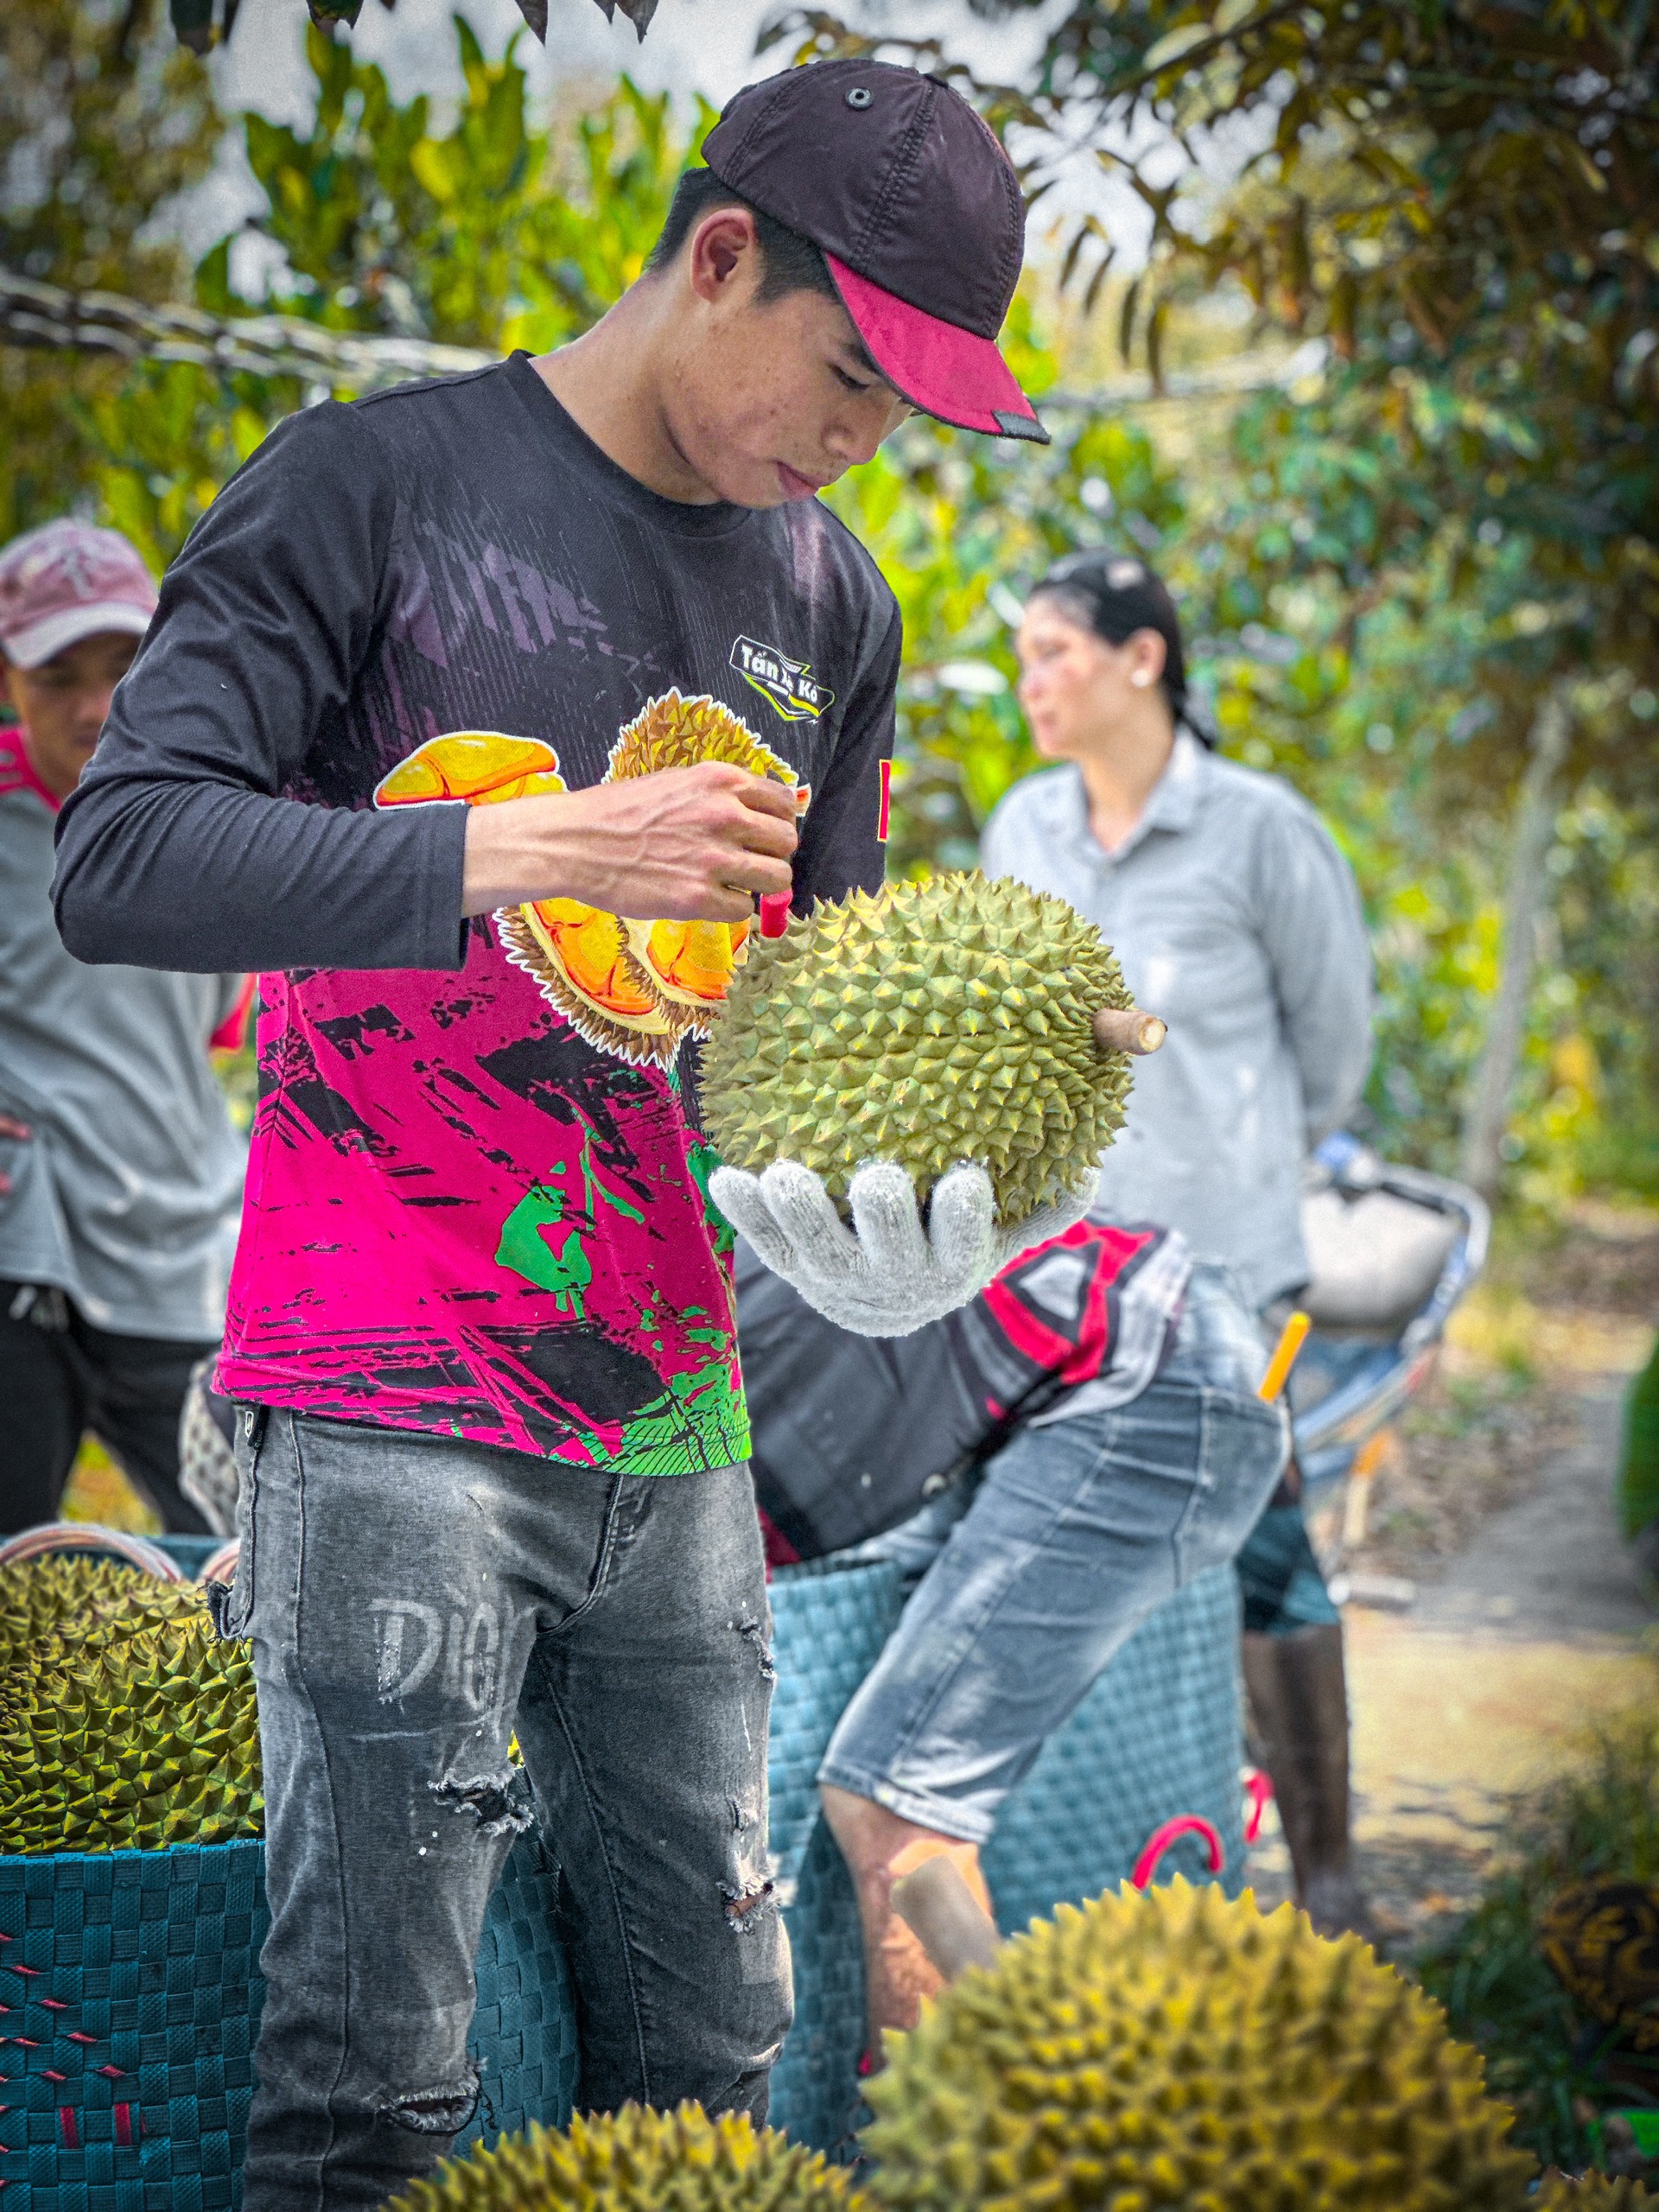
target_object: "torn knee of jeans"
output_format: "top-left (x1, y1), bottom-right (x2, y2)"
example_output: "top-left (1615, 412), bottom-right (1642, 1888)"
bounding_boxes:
top-left (733, 1618), bottom-right (777, 1684)
top-left (382, 2067), bottom-right (479, 2137)
top-left (721, 1877), bottom-right (776, 1931)
top-left (428, 1764), bottom-right (533, 1840)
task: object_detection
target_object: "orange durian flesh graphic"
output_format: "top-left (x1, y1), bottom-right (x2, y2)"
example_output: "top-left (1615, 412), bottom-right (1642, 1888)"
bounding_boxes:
top-left (626, 917), bottom-right (753, 1007)
top-left (371, 708), bottom-right (805, 1064)
top-left (524, 902), bottom-right (664, 1024)
top-left (500, 903), bottom-right (689, 1067)
top-left (374, 732), bottom-right (568, 807)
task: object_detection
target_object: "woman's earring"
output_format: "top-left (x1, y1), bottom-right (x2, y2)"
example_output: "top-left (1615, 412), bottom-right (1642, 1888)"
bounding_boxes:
top-left (1131, 671), bottom-right (1152, 689)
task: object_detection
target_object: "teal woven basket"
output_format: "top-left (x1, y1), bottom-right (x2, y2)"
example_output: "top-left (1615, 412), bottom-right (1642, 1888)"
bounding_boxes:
top-left (0, 1827), bottom-right (576, 2211)
top-left (0, 1840), bottom-right (263, 2211)
top-left (762, 1559), bottom-right (1246, 2153)
top-left (765, 1558), bottom-right (906, 2157)
top-left (1, 1547), bottom-right (1243, 2190)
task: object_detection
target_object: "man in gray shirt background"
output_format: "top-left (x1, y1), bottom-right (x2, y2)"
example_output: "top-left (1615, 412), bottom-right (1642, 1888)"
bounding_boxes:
top-left (984, 548), bottom-right (1378, 1938)
top-left (0, 519), bottom-right (247, 1535)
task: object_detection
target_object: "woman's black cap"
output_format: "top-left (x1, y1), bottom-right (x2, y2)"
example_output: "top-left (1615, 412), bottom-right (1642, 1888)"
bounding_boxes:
top-left (1033, 550), bottom-right (1211, 745)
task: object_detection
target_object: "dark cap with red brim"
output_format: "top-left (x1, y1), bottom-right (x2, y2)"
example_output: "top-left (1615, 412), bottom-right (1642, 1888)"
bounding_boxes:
top-left (702, 60), bottom-right (1049, 445)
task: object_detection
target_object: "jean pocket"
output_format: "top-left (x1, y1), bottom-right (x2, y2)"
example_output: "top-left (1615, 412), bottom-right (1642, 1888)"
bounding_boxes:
top-left (1173, 1389), bottom-right (1287, 1584)
top-left (207, 1408), bottom-right (266, 1642)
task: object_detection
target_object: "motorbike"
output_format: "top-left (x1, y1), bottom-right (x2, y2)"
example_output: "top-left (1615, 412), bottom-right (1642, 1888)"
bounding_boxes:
top-left (1287, 1130), bottom-right (1491, 1590)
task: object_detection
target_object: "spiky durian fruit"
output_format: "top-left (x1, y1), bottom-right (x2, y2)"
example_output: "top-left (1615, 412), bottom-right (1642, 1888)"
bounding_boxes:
top-left (1541, 1878), bottom-right (1659, 2052)
top-left (0, 1560), bottom-right (262, 1855)
top-left (861, 1878), bottom-right (1538, 2212)
top-left (700, 873), bottom-right (1134, 1224)
top-left (386, 2101), bottom-right (867, 2210)
top-left (1537, 2181), bottom-right (1658, 2208)
top-left (0, 1554), bottom-right (201, 1674)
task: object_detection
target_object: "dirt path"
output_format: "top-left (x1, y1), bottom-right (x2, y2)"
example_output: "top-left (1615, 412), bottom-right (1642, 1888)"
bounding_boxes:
top-left (1347, 1373), bottom-right (1654, 1945)
top-left (1248, 1200), bottom-right (1659, 1944)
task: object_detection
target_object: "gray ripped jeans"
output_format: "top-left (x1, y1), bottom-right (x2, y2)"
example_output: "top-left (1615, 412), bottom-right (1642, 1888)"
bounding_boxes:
top-left (218, 1408), bottom-right (789, 2212)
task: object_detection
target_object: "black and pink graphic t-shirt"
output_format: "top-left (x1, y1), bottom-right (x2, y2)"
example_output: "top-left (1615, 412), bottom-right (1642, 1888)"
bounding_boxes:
top-left (56, 354), bottom-right (899, 1471)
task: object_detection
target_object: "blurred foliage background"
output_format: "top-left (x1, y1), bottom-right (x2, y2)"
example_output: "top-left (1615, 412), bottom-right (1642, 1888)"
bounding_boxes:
top-left (3, 0), bottom-right (1656, 1208)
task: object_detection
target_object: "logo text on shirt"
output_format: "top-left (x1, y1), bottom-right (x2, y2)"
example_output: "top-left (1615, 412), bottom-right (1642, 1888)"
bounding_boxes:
top-left (730, 636), bottom-right (835, 723)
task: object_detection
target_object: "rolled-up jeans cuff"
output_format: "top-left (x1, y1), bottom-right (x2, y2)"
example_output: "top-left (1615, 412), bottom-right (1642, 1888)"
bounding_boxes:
top-left (816, 1760), bottom-right (995, 1848)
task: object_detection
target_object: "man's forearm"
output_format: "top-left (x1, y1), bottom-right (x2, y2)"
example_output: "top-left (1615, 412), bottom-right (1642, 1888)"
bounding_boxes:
top-left (54, 757), bottom-right (797, 976)
top-left (54, 774), bottom-right (468, 975)
top-left (462, 765), bottom-right (797, 923)
top-left (461, 788), bottom-right (618, 915)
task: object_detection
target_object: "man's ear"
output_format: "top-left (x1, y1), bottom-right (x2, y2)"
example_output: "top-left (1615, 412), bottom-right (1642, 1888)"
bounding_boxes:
top-left (686, 207), bottom-right (762, 306)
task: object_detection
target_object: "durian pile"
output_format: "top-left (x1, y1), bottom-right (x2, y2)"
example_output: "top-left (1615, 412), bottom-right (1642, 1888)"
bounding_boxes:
top-left (404, 1878), bottom-right (1652, 2211)
top-left (386, 2102), bottom-right (863, 2210)
top-left (702, 873), bottom-right (1135, 1225)
top-left (0, 1554), bottom-right (263, 1856)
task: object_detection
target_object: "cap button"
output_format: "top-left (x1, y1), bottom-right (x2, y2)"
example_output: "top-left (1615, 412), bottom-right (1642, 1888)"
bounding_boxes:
top-left (845, 86), bottom-right (873, 109)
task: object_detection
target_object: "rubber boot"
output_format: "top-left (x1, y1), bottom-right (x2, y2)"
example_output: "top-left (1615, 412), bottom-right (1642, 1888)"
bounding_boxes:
top-left (1241, 1622), bottom-right (1382, 1945)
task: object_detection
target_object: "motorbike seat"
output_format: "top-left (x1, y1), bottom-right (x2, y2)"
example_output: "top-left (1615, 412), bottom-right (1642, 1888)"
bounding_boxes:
top-left (1297, 1185), bottom-right (1461, 1335)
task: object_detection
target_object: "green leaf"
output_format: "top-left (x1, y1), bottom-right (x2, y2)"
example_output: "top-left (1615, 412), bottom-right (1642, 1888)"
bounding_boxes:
top-left (1141, 21), bottom-right (1213, 72)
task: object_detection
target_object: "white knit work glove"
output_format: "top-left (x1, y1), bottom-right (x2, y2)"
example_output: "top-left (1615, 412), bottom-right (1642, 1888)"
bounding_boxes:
top-left (709, 1159), bottom-right (1096, 1338)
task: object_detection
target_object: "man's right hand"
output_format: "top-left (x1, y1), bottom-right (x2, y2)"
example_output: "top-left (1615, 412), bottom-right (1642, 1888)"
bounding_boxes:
top-left (461, 762), bottom-right (798, 921)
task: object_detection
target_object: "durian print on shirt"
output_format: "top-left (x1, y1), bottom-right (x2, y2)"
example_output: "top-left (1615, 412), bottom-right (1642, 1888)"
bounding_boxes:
top-left (376, 698), bottom-right (810, 1070)
top-left (220, 700), bottom-right (793, 1474)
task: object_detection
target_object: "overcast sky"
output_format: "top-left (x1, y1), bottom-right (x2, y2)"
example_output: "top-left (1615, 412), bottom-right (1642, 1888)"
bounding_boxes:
top-left (184, 0), bottom-right (1170, 278)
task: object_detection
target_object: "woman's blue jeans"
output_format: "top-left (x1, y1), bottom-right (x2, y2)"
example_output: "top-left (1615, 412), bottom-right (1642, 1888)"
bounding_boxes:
top-left (817, 1263), bottom-right (1287, 1844)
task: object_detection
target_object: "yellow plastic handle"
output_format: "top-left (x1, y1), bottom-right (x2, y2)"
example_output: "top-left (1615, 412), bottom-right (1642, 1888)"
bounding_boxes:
top-left (1259, 1309), bottom-right (1312, 1402)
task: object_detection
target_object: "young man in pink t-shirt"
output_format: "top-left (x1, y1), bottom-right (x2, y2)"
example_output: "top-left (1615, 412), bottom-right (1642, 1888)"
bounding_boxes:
top-left (56, 64), bottom-right (1053, 2209)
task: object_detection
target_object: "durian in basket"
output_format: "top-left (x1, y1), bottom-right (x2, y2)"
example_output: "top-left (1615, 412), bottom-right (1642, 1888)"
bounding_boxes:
top-left (0, 1554), bottom-right (263, 1856)
top-left (385, 2102), bottom-right (865, 2210)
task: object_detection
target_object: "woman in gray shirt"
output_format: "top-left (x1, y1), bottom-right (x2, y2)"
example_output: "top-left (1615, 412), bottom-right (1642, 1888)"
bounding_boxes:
top-left (983, 552), bottom-right (1371, 1308)
top-left (982, 549), bottom-right (1379, 1939)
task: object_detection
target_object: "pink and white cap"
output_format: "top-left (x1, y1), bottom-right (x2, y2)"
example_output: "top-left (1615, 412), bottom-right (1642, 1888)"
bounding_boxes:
top-left (0, 519), bottom-right (158, 671)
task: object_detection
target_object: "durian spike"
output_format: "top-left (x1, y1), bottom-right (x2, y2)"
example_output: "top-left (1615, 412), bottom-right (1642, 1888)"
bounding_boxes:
top-left (1093, 1006), bottom-right (1166, 1055)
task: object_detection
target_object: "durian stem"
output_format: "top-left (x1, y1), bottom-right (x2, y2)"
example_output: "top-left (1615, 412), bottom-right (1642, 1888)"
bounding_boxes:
top-left (1093, 1007), bottom-right (1166, 1056)
top-left (890, 1855), bottom-right (1003, 1984)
